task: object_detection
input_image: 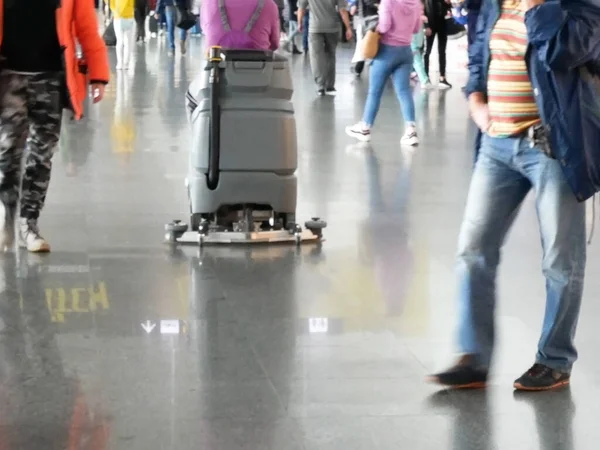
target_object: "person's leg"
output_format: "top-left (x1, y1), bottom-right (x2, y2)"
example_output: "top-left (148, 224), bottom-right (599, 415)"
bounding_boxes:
top-left (323, 32), bottom-right (339, 91)
top-left (165, 6), bottom-right (176, 51)
top-left (345, 45), bottom-right (394, 141)
top-left (515, 144), bottom-right (585, 383)
top-left (362, 47), bottom-right (393, 126)
top-left (302, 12), bottom-right (310, 51)
top-left (135, 6), bottom-right (145, 41)
top-left (123, 19), bottom-right (136, 68)
top-left (424, 28), bottom-right (436, 77)
top-left (428, 138), bottom-right (532, 390)
top-left (286, 20), bottom-right (301, 52)
top-left (456, 138), bottom-right (531, 365)
top-left (411, 32), bottom-right (430, 85)
top-left (0, 73), bottom-right (29, 250)
top-left (437, 26), bottom-right (450, 86)
top-left (19, 74), bottom-right (63, 253)
top-left (180, 27), bottom-right (188, 54)
top-left (113, 18), bottom-right (125, 69)
top-left (390, 47), bottom-right (419, 145)
top-left (308, 32), bottom-right (327, 92)
top-left (390, 47), bottom-right (415, 122)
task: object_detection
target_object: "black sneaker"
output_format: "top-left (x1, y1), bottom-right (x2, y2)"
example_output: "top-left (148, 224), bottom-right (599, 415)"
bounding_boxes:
top-left (427, 355), bottom-right (488, 389)
top-left (326, 87), bottom-right (336, 95)
top-left (317, 89), bottom-right (325, 96)
top-left (439, 78), bottom-right (452, 90)
top-left (513, 363), bottom-right (570, 391)
top-left (292, 46), bottom-right (302, 55)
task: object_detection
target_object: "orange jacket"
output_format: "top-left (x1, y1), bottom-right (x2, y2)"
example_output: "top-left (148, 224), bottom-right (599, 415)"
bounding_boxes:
top-left (0, 0), bottom-right (110, 120)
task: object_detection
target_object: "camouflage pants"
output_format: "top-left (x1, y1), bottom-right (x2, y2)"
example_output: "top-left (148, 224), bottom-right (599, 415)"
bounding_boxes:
top-left (0, 71), bottom-right (63, 220)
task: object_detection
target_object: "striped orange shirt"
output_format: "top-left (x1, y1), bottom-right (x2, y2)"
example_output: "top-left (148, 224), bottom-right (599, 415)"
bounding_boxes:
top-left (487, 0), bottom-right (540, 137)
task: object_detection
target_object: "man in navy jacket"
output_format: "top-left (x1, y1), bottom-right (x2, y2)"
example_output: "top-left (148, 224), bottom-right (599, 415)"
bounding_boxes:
top-left (428, 0), bottom-right (600, 391)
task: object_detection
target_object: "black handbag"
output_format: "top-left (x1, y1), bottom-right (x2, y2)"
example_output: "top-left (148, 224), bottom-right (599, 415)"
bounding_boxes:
top-left (103, 20), bottom-right (117, 46)
top-left (176, 1), bottom-right (197, 31)
top-left (445, 16), bottom-right (467, 40)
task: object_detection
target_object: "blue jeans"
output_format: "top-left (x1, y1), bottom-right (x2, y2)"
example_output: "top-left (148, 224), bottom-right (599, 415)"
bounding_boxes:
top-left (362, 44), bottom-right (415, 127)
top-left (457, 134), bottom-right (586, 371)
top-left (165, 6), bottom-right (187, 50)
top-left (286, 20), bottom-right (300, 48)
top-left (302, 12), bottom-right (309, 50)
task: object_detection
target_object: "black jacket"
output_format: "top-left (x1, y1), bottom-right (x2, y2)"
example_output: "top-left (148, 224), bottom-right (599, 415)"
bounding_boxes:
top-left (424, 0), bottom-right (450, 25)
top-left (288, 0), bottom-right (298, 21)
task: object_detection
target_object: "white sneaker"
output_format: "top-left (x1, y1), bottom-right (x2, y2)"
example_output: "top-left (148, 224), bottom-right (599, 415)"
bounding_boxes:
top-left (0, 202), bottom-right (15, 252)
top-left (345, 122), bottom-right (371, 142)
top-left (19, 218), bottom-right (50, 253)
top-left (401, 130), bottom-right (419, 147)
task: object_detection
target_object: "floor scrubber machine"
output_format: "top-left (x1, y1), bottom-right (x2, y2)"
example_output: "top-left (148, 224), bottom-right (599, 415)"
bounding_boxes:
top-left (165, 47), bottom-right (326, 246)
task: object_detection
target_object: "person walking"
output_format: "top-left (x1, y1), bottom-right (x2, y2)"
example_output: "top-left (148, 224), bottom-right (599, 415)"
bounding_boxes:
top-left (283, 0), bottom-right (302, 54)
top-left (111, 0), bottom-right (136, 69)
top-left (423, 0), bottom-right (452, 88)
top-left (0, 0), bottom-right (110, 252)
top-left (155, 0), bottom-right (190, 54)
top-left (298, 0), bottom-right (353, 96)
top-left (135, 0), bottom-right (149, 42)
top-left (428, 0), bottom-right (600, 391)
top-left (345, 0), bottom-right (423, 145)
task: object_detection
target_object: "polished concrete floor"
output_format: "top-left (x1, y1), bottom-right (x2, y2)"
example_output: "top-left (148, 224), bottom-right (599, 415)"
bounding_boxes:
top-left (4, 36), bottom-right (600, 448)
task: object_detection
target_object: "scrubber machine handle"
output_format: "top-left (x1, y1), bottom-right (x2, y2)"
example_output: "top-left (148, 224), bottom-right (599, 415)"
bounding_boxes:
top-left (206, 46), bottom-right (223, 190)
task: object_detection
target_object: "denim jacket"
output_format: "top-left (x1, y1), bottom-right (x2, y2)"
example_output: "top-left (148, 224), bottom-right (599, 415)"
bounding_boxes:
top-left (465, 0), bottom-right (600, 202)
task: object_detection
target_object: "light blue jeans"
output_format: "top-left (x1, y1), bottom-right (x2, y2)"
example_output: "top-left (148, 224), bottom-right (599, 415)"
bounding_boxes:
top-left (362, 43), bottom-right (415, 127)
top-left (457, 134), bottom-right (586, 371)
top-left (165, 6), bottom-right (188, 50)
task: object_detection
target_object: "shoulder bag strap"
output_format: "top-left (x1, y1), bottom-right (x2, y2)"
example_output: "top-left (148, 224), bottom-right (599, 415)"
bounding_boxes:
top-left (244, 0), bottom-right (266, 32)
top-left (218, 0), bottom-right (231, 31)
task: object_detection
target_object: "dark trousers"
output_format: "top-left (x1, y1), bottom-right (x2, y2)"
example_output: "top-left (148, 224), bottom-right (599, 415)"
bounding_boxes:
top-left (424, 22), bottom-right (448, 78)
top-left (0, 72), bottom-right (62, 220)
top-left (135, 5), bottom-right (147, 40)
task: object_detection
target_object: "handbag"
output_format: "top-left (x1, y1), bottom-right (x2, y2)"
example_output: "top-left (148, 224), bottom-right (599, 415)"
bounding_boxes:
top-left (445, 16), bottom-right (467, 40)
top-left (176, 1), bottom-right (197, 31)
top-left (362, 28), bottom-right (380, 59)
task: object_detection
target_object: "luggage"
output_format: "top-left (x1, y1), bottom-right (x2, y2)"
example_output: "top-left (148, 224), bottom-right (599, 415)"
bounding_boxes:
top-left (103, 20), bottom-right (117, 46)
top-left (185, 50), bottom-right (297, 230)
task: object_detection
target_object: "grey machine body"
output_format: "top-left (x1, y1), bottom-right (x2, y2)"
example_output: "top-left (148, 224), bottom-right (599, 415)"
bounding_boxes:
top-left (185, 52), bottom-right (297, 224)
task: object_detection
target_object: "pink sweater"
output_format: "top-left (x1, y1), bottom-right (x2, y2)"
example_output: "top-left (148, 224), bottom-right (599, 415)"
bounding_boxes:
top-left (201, 0), bottom-right (281, 51)
top-left (377, 0), bottom-right (423, 47)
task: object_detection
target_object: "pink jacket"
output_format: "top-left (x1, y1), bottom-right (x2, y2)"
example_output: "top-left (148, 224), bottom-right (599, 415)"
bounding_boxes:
top-left (377, 0), bottom-right (423, 46)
